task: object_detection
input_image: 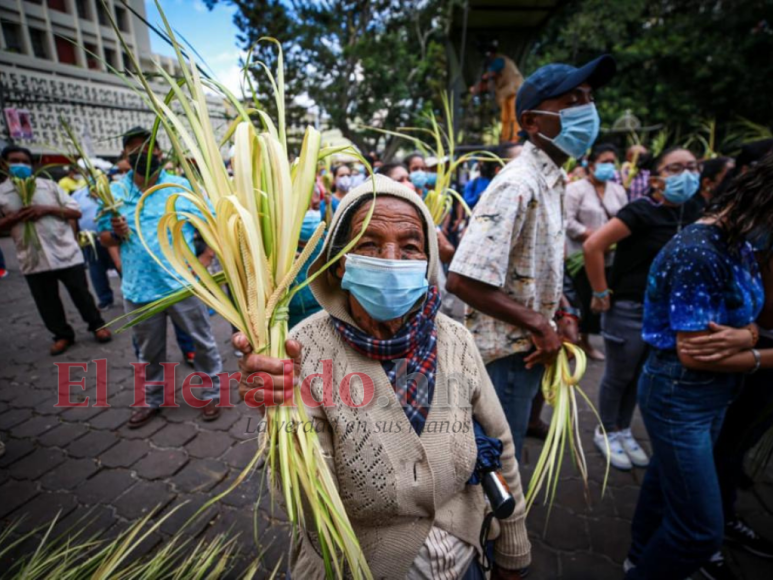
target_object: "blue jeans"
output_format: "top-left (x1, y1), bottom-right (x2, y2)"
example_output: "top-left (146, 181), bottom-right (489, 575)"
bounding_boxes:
top-left (627, 350), bottom-right (740, 580)
top-left (485, 352), bottom-right (544, 461)
top-left (83, 242), bottom-right (115, 307)
top-left (599, 301), bottom-right (648, 431)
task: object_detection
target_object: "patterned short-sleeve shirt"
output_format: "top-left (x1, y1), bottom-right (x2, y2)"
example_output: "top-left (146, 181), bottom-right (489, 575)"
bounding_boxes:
top-left (449, 141), bottom-right (566, 363)
top-left (0, 178), bottom-right (83, 275)
top-left (97, 171), bottom-right (203, 305)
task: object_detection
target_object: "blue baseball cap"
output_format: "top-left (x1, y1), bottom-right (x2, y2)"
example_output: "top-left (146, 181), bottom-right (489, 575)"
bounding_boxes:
top-left (516, 55), bottom-right (616, 124)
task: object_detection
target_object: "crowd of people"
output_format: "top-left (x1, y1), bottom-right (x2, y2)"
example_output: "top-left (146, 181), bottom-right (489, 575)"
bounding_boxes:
top-left (1, 51), bottom-right (773, 580)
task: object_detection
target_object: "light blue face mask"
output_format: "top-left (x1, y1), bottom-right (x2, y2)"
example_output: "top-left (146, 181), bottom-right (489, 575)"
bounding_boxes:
top-left (9, 163), bottom-right (32, 179)
top-left (300, 209), bottom-right (321, 242)
top-left (593, 162), bottom-right (616, 182)
top-left (662, 170), bottom-right (700, 204)
top-left (533, 103), bottom-right (601, 160)
top-left (425, 172), bottom-right (437, 188)
top-left (341, 254), bottom-right (429, 322)
top-left (410, 170), bottom-right (428, 190)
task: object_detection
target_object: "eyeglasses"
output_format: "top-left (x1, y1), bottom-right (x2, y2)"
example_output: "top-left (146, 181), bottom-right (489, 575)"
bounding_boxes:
top-left (659, 162), bottom-right (700, 175)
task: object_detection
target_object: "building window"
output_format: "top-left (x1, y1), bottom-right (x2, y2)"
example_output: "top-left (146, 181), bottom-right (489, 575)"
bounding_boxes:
top-left (29, 27), bottom-right (49, 59)
top-left (55, 35), bottom-right (78, 65)
top-left (103, 46), bottom-right (117, 68)
top-left (115, 7), bottom-right (129, 32)
top-left (75, 0), bottom-right (91, 19)
top-left (47, 0), bottom-right (68, 13)
top-left (1, 20), bottom-right (24, 54)
top-left (84, 42), bottom-right (100, 70)
top-left (122, 51), bottom-right (134, 72)
top-left (97, 3), bottom-right (109, 26)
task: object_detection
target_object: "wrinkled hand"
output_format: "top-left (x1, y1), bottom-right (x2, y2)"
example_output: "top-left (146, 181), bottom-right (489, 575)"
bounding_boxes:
top-left (491, 564), bottom-right (524, 580)
top-left (111, 215), bottom-right (130, 238)
top-left (680, 322), bottom-right (756, 362)
top-left (233, 333), bottom-right (302, 415)
top-left (525, 319), bottom-right (563, 369)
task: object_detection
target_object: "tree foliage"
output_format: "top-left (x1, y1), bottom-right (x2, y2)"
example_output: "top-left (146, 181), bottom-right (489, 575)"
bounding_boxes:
top-left (525, 0), bottom-right (773, 150)
top-left (208, 0), bottom-right (451, 155)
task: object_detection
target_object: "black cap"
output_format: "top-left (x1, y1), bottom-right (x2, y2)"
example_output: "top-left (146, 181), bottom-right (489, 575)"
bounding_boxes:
top-left (122, 126), bottom-right (152, 148)
top-left (516, 55), bottom-right (617, 123)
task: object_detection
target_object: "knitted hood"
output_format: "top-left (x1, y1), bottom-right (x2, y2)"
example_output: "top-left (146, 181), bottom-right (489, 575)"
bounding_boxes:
top-left (307, 174), bottom-right (440, 327)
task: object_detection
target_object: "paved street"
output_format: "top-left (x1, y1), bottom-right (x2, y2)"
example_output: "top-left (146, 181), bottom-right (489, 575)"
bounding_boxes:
top-left (1, 236), bottom-right (772, 579)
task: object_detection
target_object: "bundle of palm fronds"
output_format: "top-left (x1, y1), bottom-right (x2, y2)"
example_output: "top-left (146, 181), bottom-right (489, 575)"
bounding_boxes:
top-left (78, 230), bottom-right (98, 253)
top-left (372, 93), bottom-right (502, 226)
top-left (60, 119), bottom-right (126, 230)
top-left (525, 344), bottom-right (610, 521)
top-left (4, 172), bottom-right (43, 267)
top-left (0, 508), bottom-right (271, 579)
top-left (103, 2), bottom-right (373, 576)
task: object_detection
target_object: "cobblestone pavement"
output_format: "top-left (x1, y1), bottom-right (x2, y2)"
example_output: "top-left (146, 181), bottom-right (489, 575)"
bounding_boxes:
top-left (1, 237), bottom-right (773, 579)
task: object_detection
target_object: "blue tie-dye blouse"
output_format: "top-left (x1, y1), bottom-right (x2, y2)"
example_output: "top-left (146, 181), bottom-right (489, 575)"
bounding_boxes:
top-left (643, 223), bottom-right (764, 351)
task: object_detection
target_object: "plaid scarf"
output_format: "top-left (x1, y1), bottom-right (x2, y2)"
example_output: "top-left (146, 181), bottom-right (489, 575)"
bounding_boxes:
top-left (331, 286), bottom-right (440, 435)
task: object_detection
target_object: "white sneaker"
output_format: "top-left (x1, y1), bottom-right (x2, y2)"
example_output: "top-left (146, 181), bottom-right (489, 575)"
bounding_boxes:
top-left (619, 428), bottom-right (650, 467)
top-left (594, 426), bottom-right (632, 471)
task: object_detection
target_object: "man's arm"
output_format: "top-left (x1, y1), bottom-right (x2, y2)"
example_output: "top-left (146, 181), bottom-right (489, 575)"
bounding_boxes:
top-left (446, 273), bottom-right (562, 367)
top-left (0, 208), bottom-right (30, 232)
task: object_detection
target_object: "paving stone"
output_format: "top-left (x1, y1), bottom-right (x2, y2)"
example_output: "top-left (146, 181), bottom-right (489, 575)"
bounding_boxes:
top-left (38, 422), bottom-right (88, 447)
top-left (118, 415), bottom-right (167, 439)
top-left (0, 479), bottom-right (40, 518)
top-left (199, 407), bottom-right (240, 431)
top-left (0, 437), bottom-right (35, 467)
top-left (228, 413), bottom-right (262, 442)
top-left (560, 552), bottom-right (622, 580)
top-left (158, 495), bottom-right (218, 537)
top-left (205, 505), bottom-right (259, 547)
top-left (8, 389), bottom-right (51, 409)
top-left (151, 422), bottom-right (198, 447)
top-left (222, 440), bottom-right (260, 469)
top-left (528, 504), bottom-right (590, 552)
top-left (528, 539), bottom-right (560, 580)
top-left (113, 480), bottom-right (176, 520)
top-left (588, 517), bottom-right (632, 564)
top-left (53, 504), bottom-right (116, 539)
top-left (33, 396), bottom-right (69, 416)
top-left (215, 470), bottom-right (265, 509)
top-left (99, 439), bottom-right (151, 468)
top-left (60, 405), bottom-right (107, 422)
top-left (40, 458), bottom-right (99, 491)
top-left (613, 485), bottom-right (641, 521)
top-left (253, 520), bottom-right (291, 574)
top-left (172, 458), bottom-right (228, 493)
top-left (74, 468), bottom-right (135, 504)
top-left (67, 430), bottom-right (119, 458)
top-left (186, 431), bottom-right (233, 459)
top-left (134, 449), bottom-right (189, 480)
top-left (11, 415), bottom-right (59, 438)
top-left (9, 447), bottom-right (67, 480)
top-left (0, 409), bottom-right (33, 430)
top-left (164, 405), bottom-right (200, 424)
top-left (88, 408), bottom-right (132, 430)
top-left (15, 491), bottom-right (79, 533)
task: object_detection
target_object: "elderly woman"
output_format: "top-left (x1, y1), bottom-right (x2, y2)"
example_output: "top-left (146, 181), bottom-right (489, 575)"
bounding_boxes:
top-left (235, 175), bottom-right (531, 579)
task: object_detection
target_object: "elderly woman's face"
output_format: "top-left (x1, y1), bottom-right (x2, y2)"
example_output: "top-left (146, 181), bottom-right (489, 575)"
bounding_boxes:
top-left (336, 197), bottom-right (427, 277)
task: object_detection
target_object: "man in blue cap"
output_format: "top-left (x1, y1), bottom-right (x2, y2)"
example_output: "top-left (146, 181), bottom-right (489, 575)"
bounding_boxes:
top-left (448, 55), bottom-right (615, 460)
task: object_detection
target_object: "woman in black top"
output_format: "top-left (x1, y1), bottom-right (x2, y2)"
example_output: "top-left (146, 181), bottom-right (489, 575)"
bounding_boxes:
top-left (583, 148), bottom-right (703, 471)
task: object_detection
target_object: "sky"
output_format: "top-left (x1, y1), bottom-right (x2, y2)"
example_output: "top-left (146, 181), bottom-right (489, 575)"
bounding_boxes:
top-left (144, 0), bottom-right (246, 94)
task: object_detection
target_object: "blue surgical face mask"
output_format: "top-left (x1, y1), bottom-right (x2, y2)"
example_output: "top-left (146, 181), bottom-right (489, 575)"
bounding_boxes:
top-left (300, 209), bottom-right (321, 242)
top-left (533, 103), bottom-right (601, 160)
top-left (425, 172), bottom-right (437, 188)
top-left (341, 254), bottom-right (429, 322)
top-left (593, 162), bottom-right (616, 182)
top-left (410, 170), bottom-right (428, 190)
top-left (662, 170), bottom-right (700, 204)
top-left (9, 163), bottom-right (32, 179)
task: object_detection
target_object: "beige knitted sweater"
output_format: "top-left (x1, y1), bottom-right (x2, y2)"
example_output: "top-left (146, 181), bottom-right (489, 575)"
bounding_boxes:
top-left (284, 176), bottom-right (531, 578)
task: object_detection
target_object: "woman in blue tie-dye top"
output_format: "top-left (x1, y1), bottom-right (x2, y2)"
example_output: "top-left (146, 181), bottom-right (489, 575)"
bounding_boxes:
top-left (626, 154), bottom-right (773, 580)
